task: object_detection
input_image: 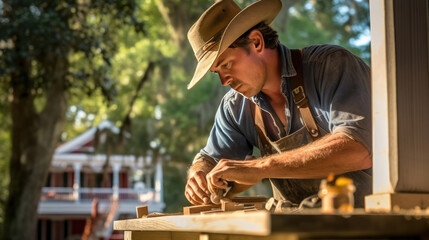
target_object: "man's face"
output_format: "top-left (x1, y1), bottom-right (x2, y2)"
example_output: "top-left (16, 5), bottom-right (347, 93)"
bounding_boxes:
top-left (209, 46), bottom-right (266, 98)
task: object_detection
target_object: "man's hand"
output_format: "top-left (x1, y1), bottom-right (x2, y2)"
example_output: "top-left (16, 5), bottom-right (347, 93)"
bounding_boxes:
top-left (206, 158), bottom-right (265, 194)
top-left (185, 170), bottom-right (211, 205)
top-left (185, 158), bottom-right (215, 205)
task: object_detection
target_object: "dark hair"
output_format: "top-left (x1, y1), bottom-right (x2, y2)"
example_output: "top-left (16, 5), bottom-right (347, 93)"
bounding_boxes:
top-left (230, 22), bottom-right (279, 50)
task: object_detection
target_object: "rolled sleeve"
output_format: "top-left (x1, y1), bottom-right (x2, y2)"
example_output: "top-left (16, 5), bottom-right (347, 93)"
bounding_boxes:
top-left (192, 153), bottom-right (217, 166)
top-left (200, 94), bottom-right (254, 162)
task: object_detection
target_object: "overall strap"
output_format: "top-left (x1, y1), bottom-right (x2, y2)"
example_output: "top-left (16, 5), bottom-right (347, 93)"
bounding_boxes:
top-left (290, 49), bottom-right (319, 138)
top-left (250, 102), bottom-right (273, 154)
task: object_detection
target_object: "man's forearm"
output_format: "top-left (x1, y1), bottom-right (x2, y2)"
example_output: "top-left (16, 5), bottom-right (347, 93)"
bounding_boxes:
top-left (187, 154), bottom-right (216, 179)
top-left (260, 133), bottom-right (372, 179)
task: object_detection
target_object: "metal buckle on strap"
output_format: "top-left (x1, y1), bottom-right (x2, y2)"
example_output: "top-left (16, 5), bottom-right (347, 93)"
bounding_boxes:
top-left (292, 86), bottom-right (306, 106)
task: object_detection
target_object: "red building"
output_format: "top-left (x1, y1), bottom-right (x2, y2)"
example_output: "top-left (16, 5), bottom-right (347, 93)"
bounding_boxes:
top-left (37, 120), bottom-right (165, 239)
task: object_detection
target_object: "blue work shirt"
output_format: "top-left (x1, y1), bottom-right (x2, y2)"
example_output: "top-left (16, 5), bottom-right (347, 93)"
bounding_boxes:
top-left (194, 44), bottom-right (371, 165)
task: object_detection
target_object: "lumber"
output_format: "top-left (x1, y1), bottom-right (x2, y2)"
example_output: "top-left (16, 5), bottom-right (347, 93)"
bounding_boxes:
top-left (253, 202), bottom-right (264, 210)
top-left (221, 199), bottom-right (244, 211)
top-left (183, 196), bottom-right (267, 215)
top-left (147, 212), bottom-right (183, 218)
top-left (366, 193), bottom-right (429, 212)
top-left (183, 204), bottom-right (220, 215)
top-left (136, 205), bottom-right (148, 218)
top-left (200, 209), bottom-right (224, 215)
top-left (231, 196), bottom-right (267, 203)
top-left (115, 210), bottom-right (271, 236)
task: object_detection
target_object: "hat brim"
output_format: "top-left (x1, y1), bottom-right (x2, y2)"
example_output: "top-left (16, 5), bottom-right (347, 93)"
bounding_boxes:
top-left (188, 0), bottom-right (282, 90)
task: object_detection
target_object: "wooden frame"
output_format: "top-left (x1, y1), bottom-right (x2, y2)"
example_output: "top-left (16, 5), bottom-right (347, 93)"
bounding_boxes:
top-left (366, 0), bottom-right (429, 212)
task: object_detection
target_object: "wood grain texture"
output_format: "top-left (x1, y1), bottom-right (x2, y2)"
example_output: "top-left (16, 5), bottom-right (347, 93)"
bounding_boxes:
top-left (231, 196), bottom-right (267, 203)
top-left (370, 0), bottom-right (398, 195)
top-left (136, 205), bottom-right (148, 218)
top-left (118, 210), bottom-right (429, 239)
top-left (125, 231), bottom-right (199, 240)
top-left (366, 193), bottom-right (429, 212)
top-left (199, 233), bottom-right (297, 240)
top-left (115, 210), bottom-right (271, 236)
top-left (393, 0), bottom-right (429, 192)
top-left (270, 211), bottom-right (429, 237)
top-left (370, 0), bottom-right (429, 196)
top-left (183, 204), bottom-right (221, 215)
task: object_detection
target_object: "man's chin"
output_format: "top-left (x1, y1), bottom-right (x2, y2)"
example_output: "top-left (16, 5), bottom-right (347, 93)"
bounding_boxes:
top-left (239, 90), bottom-right (257, 98)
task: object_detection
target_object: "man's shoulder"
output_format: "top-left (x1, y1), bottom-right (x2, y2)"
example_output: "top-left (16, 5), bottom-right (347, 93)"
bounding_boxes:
top-left (222, 89), bottom-right (246, 107)
top-left (302, 44), bottom-right (354, 62)
top-left (219, 89), bottom-right (252, 119)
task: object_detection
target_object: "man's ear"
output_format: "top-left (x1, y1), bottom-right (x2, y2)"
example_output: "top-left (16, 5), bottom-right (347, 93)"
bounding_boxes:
top-left (248, 30), bottom-right (265, 53)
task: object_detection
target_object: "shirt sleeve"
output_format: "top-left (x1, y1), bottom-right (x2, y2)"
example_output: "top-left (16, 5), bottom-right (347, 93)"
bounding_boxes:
top-left (198, 95), bottom-right (254, 163)
top-left (312, 46), bottom-right (372, 153)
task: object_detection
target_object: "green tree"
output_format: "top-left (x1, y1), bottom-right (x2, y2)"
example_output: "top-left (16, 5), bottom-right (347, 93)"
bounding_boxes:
top-left (0, 93), bottom-right (11, 237)
top-left (0, 0), bottom-right (145, 238)
top-left (274, 0), bottom-right (370, 62)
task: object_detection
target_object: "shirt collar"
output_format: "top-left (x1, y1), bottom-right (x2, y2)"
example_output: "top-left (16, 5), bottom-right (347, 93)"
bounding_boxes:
top-left (250, 43), bottom-right (296, 105)
top-left (278, 43), bottom-right (297, 78)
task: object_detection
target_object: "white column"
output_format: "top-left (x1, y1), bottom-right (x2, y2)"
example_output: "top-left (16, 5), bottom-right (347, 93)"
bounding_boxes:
top-left (366, 0), bottom-right (429, 212)
top-left (154, 157), bottom-right (163, 203)
top-left (112, 163), bottom-right (121, 201)
top-left (145, 152), bottom-right (152, 188)
top-left (73, 163), bottom-right (82, 202)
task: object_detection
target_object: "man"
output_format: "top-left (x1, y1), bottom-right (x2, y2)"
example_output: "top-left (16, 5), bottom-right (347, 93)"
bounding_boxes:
top-left (185, 0), bottom-right (372, 208)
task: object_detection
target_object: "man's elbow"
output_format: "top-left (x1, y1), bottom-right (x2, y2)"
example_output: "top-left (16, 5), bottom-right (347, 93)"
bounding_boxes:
top-left (360, 153), bottom-right (372, 170)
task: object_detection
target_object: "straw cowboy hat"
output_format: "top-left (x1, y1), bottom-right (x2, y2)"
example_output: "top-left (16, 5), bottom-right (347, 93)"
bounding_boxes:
top-left (187, 0), bottom-right (282, 89)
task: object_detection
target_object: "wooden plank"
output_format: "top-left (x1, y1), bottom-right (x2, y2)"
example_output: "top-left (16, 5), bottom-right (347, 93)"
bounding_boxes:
top-left (366, 193), bottom-right (429, 212)
top-left (221, 200), bottom-right (235, 211)
top-left (200, 209), bottom-right (224, 215)
top-left (231, 196), bottom-right (267, 203)
top-left (118, 210), bottom-right (429, 239)
top-left (147, 212), bottom-right (183, 218)
top-left (184, 204), bottom-right (220, 215)
top-left (171, 232), bottom-right (200, 240)
top-left (270, 211), bottom-right (429, 237)
top-left (184, 196), bottom-right (265, 215)
top-left (136, 205), bottom-right (148, 218)
top-left (221, 201), bottom-right (244, 212)
top-left (253, 202), bottom-right (264, 210)
top-left (369, 0), bottom-right (399, 195)
top-left (200, 233), bottom-right (297, 240)
top-left (115, 210), bottom-right (271, 236)
top-left (125, 231), bottom-right (199, 240)
top-left (370, 0), bottom-right (429, 196)
top-left (394, 0), bottom-right (429, 192)
top-left (125, 231), bottom-right (171, 240)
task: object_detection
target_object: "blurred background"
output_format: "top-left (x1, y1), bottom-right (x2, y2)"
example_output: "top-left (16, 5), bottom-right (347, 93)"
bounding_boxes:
top-left (0, 0), bottom-right (370, 239)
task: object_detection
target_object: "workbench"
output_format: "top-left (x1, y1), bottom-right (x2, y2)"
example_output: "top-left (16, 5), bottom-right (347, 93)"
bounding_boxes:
top-left (114, 209), bottom-right (429, 239)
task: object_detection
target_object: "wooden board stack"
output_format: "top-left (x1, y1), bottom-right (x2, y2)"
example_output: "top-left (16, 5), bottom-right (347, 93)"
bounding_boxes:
top-left (136, 196), bottom-right (267, 218)
top-left (183, 196), bottom-right (266, 215)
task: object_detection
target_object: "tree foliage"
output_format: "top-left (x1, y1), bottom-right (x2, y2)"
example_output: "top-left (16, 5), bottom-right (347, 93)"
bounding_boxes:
top-left (1, 0), bottom-right (145, 100)
top-left (0, 0), bottom-right (146, 238)
top-left (275, 0), bottom-right (370, 62)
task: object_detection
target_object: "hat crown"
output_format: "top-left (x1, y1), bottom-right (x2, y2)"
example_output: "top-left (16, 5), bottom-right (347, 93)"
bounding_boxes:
top-left (186, 0), bottom-right (282, 89)
top-left (188, 0), bottom-right (241, 58)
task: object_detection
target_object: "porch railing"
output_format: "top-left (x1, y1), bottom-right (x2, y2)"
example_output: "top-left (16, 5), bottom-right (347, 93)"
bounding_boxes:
top-left (41, 187), bottom-right (156, 203)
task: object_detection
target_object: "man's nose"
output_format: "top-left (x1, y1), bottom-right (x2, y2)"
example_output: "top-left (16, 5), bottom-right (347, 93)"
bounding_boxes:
top-left (219, 72), bottom-right (232, 86)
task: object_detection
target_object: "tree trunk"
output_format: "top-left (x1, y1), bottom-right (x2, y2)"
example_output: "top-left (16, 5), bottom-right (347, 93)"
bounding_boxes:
top-left (274, 0), bottom-right (300, 33)
top-left (3, 53), bottom-right (68, 240)
top-left (156, 0), bottom-right (204, 73)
